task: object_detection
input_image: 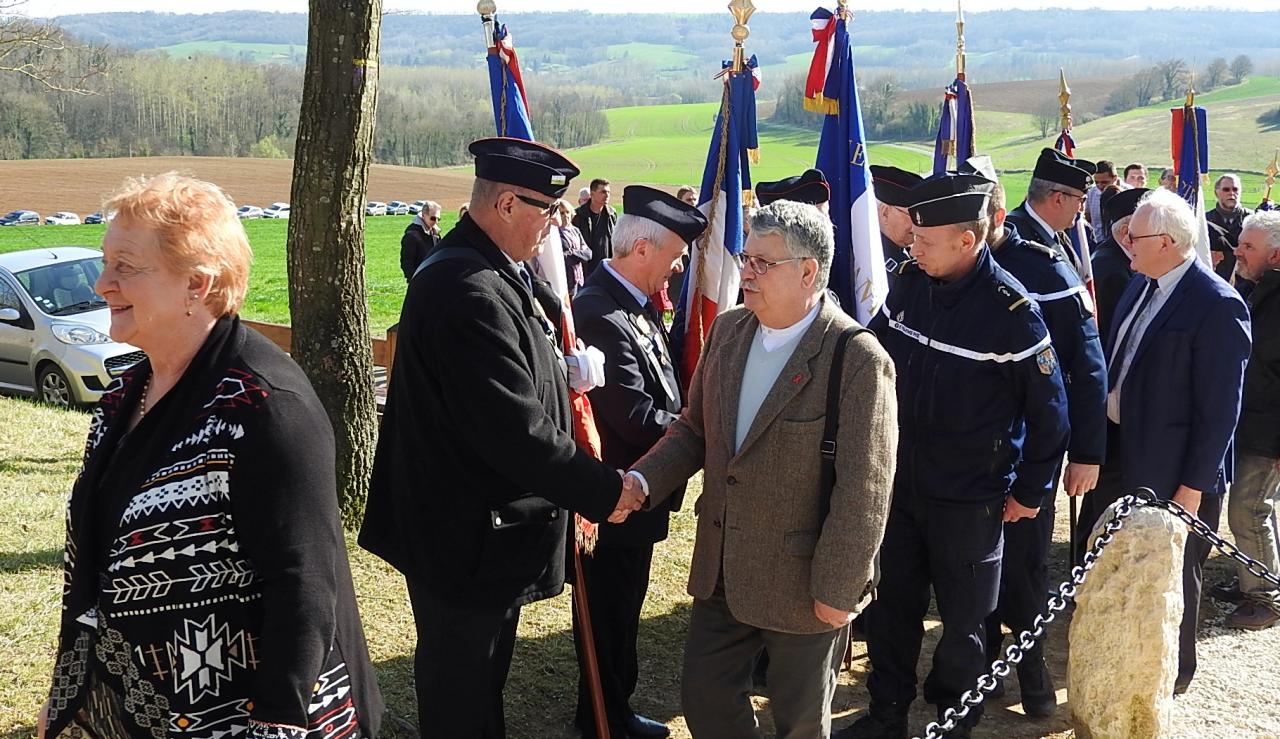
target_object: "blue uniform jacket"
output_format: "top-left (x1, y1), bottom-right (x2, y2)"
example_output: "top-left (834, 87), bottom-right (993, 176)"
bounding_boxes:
top-left (992, 223), bottom-right (1107, 465)
top-left (1106, 258), bottom-right (1251, 498)
top-left (871, 247), bottom-right (1070, 509)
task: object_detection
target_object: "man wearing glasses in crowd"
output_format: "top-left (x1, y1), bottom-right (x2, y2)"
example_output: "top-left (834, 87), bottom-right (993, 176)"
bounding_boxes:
top-left (400, 199), bottom-right (443, 281)
top-left (1004, 148), bottom-right (1098, 279)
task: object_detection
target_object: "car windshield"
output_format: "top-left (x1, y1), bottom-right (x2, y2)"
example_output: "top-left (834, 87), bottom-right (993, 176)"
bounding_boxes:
top-left (16, 257), bottom-right (107, 316)
top-left (3, 211), bottom-right (27, 220)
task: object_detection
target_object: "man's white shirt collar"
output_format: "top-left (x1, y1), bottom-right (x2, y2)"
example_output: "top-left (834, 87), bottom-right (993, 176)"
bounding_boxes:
top-left (757, 300), bottom-right (822, 352)
top-left (1025, 201), bottom-right (1058, 239)
top-left (1156, 254), bottom-right (1197, 293)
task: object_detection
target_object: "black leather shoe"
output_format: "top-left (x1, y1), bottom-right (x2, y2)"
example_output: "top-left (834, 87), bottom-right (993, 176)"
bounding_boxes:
top-left (1209, 578), bottom-right (1246, 605)
top-left (833, 707), bottom-right (909, 739)
top-left (1017, 658), bottom-right (1056, 718)
top-left (625, 713), bottom-right (670, 739)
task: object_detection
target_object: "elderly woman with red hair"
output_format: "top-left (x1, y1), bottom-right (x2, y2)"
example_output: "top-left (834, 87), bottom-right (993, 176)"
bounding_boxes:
top-left (39, 174), bottom-right (382, 739)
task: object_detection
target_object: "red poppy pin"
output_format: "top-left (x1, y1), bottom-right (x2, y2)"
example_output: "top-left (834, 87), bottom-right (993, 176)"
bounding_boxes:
top-left (792, 373), bottom-right (804, 384)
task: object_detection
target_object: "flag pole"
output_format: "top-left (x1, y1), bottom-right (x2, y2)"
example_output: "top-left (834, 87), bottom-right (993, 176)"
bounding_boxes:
top-left (1056, 67), bottom-right (1082, 566)
top-left (1263, 148), bottom-right (1279, 206)
top-left (955, 0), bottom-right (966, 81)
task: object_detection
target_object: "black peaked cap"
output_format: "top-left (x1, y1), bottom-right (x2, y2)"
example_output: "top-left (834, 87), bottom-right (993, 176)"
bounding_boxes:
top-left (756, 169), bottom-right (830, 206)
top-left (870, 165), bottom-right (924, 207)
top-left (1102, 187), bottom-right (1150, 222)
top-left (469, 137), bottom-right (581, 199)
top-left (623, 185), bottom-right (710, 244)
top-left (907, 172), bottom-right (997, 227)
top-left (1033, 147), bottom-right (1097, 192)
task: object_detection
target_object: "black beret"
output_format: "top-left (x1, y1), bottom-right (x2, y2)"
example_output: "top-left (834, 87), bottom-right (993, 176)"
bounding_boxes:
top-left (870, 165), bottom-right (923, 207)
top-left (1033, 147), bottom-right (1097, 192)
top-left (623, 185), bottom-right (709, 244)
top-left (1102, 187), bottom-right (1149, 222)
top-left (907, 172), bottom-right (996, 227)
top-left (756, 169), bottom-right (830, 206)
top-left (468, 137), bottom-right (581, 199)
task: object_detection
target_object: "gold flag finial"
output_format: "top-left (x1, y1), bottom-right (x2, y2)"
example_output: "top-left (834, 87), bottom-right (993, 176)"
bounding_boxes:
top-left (1264, 147), bottom-right (1279, 202)
top-left (955, 0), bottom-right (966, 78)
top-left (477, 0), bottom-right (498, 49)
top-left (1058, 68), bottom-right (1072, 133)
top-left (728, 0), bottom-right (756, 73)
top-left (1185, 71), bottom-right (1197, 108)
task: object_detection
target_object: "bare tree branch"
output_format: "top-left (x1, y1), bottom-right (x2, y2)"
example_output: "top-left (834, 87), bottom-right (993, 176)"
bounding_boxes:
top-left (0, 3), bottom-right (108, 94)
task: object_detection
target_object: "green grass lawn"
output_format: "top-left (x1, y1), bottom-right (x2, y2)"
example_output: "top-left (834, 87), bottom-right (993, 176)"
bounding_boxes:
top-left (605, 42), bottom-right (698, 70)
top-left (0, 215), bottom-right (453, 336)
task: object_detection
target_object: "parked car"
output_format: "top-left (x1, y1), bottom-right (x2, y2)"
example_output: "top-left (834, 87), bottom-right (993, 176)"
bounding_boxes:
top-left (387, 200), bottom-right (410, 216)
top-left (408, 199), bottom-right (428, 215)
top-left (262, 202), bottom-right (291, 219)
top-left (45, 212), bottom-right (81, 226)
top-left (237, 205), bottom-right (264, 220)
top-left (83, 212), bottom-right (107, 225)
top-left (0, 247), bottom-right (144, 407)
top-left (365, 201), bottom-right (387, 216)
top-left (0, 210), bottom-right (40, 226)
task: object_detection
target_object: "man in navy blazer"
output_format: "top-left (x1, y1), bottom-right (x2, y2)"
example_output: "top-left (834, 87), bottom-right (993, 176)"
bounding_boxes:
top-left (1076, 187), bottom-right (1251, 694)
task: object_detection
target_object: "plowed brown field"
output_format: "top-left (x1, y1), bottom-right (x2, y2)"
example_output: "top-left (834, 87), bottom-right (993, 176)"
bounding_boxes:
top-left (0, 156), bottom-right (478, 219)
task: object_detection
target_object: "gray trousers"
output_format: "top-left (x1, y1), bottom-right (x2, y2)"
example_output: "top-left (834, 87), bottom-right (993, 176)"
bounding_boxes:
top-left (1228, 453), bottom-right (1280, 607)
top-left (682, 592), bottom-right (847, 739)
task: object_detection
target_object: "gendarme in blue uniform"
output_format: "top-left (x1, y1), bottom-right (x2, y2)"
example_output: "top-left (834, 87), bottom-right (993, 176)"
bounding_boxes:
top-left (861, 241), bottom-right (1070, 733)
top-left (871, 246), bottom-right (1070, 508)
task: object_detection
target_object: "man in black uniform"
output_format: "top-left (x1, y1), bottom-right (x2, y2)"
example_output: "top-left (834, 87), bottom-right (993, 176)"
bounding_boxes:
top-left (870, 165), bottom-right (923, 289)
top-left (1005, 148), bottom-right (1097, 278)
top-left (841, 171), bottom-right (1069, 739)
top-left (969, 156), bottom-right (1106, 719)
top-left (1092, 188), bottom-right (1146, 341)
top-left (360, 138), bottom-right (643, 738)
top-left (571, 186), bottom-right (708, 739)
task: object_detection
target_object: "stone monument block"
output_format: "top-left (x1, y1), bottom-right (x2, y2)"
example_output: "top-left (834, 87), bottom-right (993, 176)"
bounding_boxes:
top-left (1069, 503), bottom-right (1187, 738)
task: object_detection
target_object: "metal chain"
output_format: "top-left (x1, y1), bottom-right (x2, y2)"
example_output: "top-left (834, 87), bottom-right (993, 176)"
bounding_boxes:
top-left (919, 489), bottom-right (1280, 738)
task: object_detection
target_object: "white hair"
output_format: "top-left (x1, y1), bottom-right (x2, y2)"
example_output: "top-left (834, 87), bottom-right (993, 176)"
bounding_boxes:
top-left (578, 186), bottom-right (591, 199)
top-left (612, 214), bottom-right (676, 258)
top-left (1241, 211), bottom-right (1280, 253)
top-left (1136, 187), bottom-right (1198, 255)
top-left (1110, 214), bottom-right (1132, 242)
top-left (1215, 173), bottom-right (1242, 190)
top-left (425, 200), bottom-right (441, 214)
top-left (749, 201), bottom-right (834, 291)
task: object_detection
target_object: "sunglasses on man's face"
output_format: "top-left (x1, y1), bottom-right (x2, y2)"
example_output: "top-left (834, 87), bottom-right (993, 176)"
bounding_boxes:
top-left (514, 193), bottom-right (559, 216)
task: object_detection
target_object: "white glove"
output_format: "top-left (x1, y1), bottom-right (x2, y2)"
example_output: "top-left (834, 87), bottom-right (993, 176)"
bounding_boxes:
top-left (566, 344), bottom-right (606, 393)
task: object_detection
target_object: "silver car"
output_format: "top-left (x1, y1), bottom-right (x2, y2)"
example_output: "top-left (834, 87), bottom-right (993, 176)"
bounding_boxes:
top-left (0, 247), bottom-right (144, 406)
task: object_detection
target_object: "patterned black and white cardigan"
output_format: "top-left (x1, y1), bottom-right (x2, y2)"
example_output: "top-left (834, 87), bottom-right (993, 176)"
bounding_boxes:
top-left (47, 317), bottom-right (382, 739)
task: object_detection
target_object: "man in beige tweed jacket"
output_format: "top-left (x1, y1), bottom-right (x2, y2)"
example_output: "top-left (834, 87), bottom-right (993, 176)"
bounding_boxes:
top-left (627, 201), bottom-right (898, 738)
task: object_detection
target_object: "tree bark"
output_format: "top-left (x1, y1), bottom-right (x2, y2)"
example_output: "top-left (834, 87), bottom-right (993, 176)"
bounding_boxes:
top-left (286, 0), bottom-right (382, 527)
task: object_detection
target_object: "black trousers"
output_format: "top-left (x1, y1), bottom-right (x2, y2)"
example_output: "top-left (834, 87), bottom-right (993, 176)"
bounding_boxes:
top-left (984, 494), bottom-right (1057, 679)
top-left (865, 493), bottom-right (1003, 724)
top-left (406, 579), bottom-right (520, 738)
top-left (573, 544), bottom-right (654, 738)
top-left (1075, 424), bottom-right (1223, 691)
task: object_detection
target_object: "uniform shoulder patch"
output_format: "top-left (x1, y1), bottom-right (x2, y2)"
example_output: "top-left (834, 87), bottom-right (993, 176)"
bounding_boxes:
top-left (993, 279), bottom-right (1031, 312)
top-left (1036, 346), bottom-right (1059, 375)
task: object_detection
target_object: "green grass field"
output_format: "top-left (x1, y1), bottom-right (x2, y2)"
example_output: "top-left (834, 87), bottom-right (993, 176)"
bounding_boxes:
top-left (575, 102), bottom-right (932, 186)
top-left (606, 42), bottom-right (698, 70)
top-left (0, 215), bottom-right (449, 336)
top-left (158, 40), bottom-right (304, 64)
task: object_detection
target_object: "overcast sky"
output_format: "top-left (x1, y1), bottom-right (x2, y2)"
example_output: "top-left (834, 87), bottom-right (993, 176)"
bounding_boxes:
top-left (30, 0), bottom-right (1273, 17)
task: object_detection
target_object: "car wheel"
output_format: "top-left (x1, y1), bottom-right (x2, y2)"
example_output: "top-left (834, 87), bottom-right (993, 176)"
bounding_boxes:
top-left (37, 364), bottom-right (74, 408)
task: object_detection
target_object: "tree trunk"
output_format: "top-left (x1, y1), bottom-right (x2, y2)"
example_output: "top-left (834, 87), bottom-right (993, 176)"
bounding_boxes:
top-left (286, 0), bottom-right (382, 527)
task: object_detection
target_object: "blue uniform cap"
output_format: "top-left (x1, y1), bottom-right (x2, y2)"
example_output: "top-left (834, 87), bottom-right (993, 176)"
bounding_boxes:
top-left (623, 185), bottom-right (710, 244)
top-left (469, 137), bottom-right (581, 199)
top-left (906, 172), bottom-right (997, 227)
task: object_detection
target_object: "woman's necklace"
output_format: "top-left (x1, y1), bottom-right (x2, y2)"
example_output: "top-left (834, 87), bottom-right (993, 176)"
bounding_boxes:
top-left (138, 374), bottom-right (153, 418)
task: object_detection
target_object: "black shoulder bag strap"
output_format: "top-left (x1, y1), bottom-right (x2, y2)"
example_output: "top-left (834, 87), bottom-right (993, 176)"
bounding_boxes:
top-left (818, 325), bottom-right (881, 604)
top-left (412, 245), bottom-right (490, 279)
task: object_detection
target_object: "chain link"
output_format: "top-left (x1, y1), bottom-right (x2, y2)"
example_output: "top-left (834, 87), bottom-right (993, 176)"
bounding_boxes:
top-left (918, 489), bottom-right (1280, 738)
